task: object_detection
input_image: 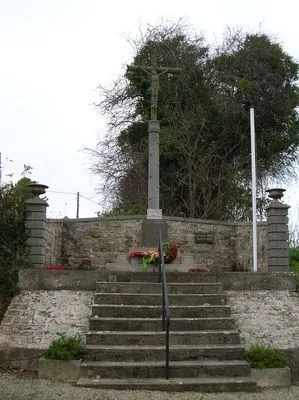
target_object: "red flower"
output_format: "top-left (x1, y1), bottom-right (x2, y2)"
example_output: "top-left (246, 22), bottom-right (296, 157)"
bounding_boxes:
top-left (188, 268), bottom-right (209, 273)
top-left (44, 265), bottom-right (65, 270)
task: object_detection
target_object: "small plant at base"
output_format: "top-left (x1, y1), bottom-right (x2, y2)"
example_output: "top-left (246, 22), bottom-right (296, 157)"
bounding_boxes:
top-left (290, 248), bottom-right (299, 273)
top-left (44, 333), bottom-right (83, 361)
top-left (245, 345), bottom-right (288, 369)
top-left (289, 248), bottom-right (299, 291)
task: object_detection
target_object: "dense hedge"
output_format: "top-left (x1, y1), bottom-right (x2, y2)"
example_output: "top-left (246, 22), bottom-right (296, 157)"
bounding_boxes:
top-left (0, 177), bottom-right (33, 319)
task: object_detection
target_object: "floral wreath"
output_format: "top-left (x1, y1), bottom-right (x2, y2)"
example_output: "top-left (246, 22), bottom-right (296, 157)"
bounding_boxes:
top-left (130, 241), bottom-right (177, 268)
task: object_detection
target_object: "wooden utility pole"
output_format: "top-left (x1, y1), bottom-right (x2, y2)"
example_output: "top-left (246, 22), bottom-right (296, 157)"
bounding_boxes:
top-left (76, 192), bottom-right (80, 218)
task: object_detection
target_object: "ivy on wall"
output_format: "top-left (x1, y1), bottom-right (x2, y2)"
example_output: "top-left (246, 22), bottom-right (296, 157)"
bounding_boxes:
top-left (0, 172), bottom-right (33, 319)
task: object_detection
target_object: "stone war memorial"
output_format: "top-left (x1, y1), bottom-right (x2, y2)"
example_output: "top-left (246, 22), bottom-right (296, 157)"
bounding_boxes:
top-left (0, 48), bottom-right (298, 392)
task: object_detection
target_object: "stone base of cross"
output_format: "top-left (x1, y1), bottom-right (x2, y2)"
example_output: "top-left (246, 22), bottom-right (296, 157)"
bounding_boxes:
top-left (141, 219), bottom-right (168, 247)
top-left (147, 208), bottom-right (162, 219)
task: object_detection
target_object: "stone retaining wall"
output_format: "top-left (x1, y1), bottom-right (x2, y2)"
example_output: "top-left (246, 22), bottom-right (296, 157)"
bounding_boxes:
top-left (18, 270), bottom-right (296, 292)
top-left (229, 290), bottom-right (299, 384)
top-left (46, 216), bottom-right (267, 271)
top-left (0, 289), bottom-right (93, 371)
top-left (0, 271), bottom-right (297, 381)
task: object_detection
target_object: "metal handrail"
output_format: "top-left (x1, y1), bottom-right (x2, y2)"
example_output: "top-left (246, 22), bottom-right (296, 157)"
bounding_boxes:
top-left (158, 229), bottom-right (170, 380)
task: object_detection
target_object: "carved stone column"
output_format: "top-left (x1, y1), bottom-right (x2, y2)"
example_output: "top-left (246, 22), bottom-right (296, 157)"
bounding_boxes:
top-left (266, 188), bottom-right (290, 273)
top-left (25, 183), bottom-right (49, 268)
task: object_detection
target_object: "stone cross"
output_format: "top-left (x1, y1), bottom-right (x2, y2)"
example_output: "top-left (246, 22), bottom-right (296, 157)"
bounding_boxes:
top-left (127, 46), bottom-right (181, 219)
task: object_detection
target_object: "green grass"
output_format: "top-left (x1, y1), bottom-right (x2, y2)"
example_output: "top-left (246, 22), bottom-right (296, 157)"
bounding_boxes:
top-left (290, 248), bottom-right (299, 291)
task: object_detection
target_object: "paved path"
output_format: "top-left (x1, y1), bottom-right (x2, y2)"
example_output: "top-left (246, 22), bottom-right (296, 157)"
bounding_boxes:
top-left (0, 370), bottom-right (299, 400)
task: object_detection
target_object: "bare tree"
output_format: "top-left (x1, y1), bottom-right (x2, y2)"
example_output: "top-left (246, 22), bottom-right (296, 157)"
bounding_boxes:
top-left (88, 21), bottom-right (299, 219)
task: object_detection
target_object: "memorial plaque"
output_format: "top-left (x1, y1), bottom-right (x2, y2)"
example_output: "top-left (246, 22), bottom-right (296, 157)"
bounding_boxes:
top-left (194, 232), bottom-right (214, 244)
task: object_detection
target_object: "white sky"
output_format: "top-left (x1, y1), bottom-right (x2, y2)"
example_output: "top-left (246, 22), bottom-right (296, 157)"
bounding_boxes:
top-left (0, 0), bottom-right (298, 221)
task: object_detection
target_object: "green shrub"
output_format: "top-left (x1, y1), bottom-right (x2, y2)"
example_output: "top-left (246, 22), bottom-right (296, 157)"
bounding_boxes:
top-left (290, 248), bottom-right (299, 273)
top-left (0, 173), bottom-right (34, 321)
top-left (44, 334), bottom-right (83, 361)
top-left (245, 345), bottom-right (288, 369)
top-left (289, 249), bottom-right (299, 291)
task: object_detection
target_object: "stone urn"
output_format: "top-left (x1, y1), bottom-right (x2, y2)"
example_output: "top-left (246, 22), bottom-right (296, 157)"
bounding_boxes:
top-left (266, 188), bottom-right (285, 201)
top-left (28, 183), bottom-right (49, 198)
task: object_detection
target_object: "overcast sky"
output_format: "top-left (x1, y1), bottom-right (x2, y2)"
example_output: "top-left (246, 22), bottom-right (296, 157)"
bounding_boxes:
top-left (1, 0), bottom-right (298, 222)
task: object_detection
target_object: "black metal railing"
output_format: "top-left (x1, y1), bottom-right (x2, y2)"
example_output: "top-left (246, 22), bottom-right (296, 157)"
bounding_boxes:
top-left (158, 229), bottom-right (170, 380)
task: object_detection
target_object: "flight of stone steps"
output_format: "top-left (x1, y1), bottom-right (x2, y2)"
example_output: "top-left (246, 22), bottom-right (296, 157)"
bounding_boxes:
top-left (77, 271), bottom-right (256, 392)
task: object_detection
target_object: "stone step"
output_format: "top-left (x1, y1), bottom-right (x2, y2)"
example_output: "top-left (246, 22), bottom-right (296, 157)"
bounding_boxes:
top-left (86, 330), bottom-right (241, 346)
top-left (91, 304), bottom-right (232, 318)
top-left (79, 360), bottom-right (251, 379)
top-left (83, 344), bottom-right (245, 362)
top-left (102, 271), bottom-right (218, 283)
top-left (89, 317), bottom-right (235, 331)
top-left (95, 282), bottom-right (223, 294)
top-left (77, 376), bottom-right (257, 392)
top-left (94, 293), bottom-right (227, 306)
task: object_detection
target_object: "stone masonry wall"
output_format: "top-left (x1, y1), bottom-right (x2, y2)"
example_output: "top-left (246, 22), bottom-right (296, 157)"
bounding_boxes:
top-left (45, 216), bottom-right (267, 271)
top-left (166, 218), bottom-right (234, 270)
top-left (166, 217), bottom-right (267, 271)
top-left (235, 223), bottom-right (268, 272)
top-left (45, 219), bottom-right (63, 265)
top-left (47, 217), bottom-right (143, 269)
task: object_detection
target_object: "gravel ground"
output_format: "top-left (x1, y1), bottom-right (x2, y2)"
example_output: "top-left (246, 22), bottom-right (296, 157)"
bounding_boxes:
top-left (0, 371), bottom-right (299, 400)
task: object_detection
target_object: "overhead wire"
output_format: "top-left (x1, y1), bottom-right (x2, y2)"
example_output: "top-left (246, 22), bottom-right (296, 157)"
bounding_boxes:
top-left (47, 190), bottom-right (100, 205)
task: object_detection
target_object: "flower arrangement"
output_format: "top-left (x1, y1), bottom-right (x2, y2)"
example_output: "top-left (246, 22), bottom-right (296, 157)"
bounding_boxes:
top-left (130, 241), bottom-right (177, 268)
top-left (163, 241), bottom-right (177, 264)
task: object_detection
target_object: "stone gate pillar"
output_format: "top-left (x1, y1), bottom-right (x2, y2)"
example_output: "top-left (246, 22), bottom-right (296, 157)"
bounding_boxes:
top-left (266, 188), bottom-right (290, 273)
top-left (25, 183), bottom-right (49, 269)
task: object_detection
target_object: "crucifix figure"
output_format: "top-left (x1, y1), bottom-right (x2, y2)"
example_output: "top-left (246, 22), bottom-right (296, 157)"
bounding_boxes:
top-left (150, 71), bottom-right (159, 120)
top-left (127, 45), bottom-right (181, 220)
